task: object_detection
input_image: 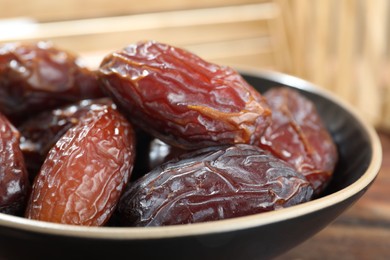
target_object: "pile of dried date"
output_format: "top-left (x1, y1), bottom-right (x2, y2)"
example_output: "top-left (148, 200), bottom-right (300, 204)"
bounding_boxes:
top-left (0, 40), bottom-right (338, 227)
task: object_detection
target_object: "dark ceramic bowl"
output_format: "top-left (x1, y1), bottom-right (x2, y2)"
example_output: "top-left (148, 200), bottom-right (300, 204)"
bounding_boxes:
top-left (0, 70), bottom-right (382, 260)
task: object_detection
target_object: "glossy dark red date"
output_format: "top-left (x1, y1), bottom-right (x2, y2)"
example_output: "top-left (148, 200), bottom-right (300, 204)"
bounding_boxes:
top-left (0, 113), bottom-right (30, 215)
top-left (117, 144), bottom-right (313, 226)
top-left (258, 87), bottom-right (338, 195)
top-left (98, 40), bottom-right (271, 149)
top-left (0, 41), bottom-right (105, 124)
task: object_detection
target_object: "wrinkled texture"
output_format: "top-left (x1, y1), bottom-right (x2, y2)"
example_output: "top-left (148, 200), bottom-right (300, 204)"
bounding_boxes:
top-left (0, 41), bottom-right (105, 124)
top-left (25, 105), bottom-right (135, 226)
top-left (19, 98), bottom-right (114, 178)
top-left (117, 144), bottom-right (313, 226)
top-left (258, 87), bottom-right (338, 195)
top-left (98, 40), bottom-right (271, 149)
top-left (0, 113), bottom-right (30, 215)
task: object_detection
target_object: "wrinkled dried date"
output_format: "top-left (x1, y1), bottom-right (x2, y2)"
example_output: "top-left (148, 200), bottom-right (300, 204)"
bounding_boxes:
top-left (0, 113), bottom-right (30, 215)
top-left (98, 40), bottom-right (271, 149)
top-left (0, 41), bottom-right (105, 124)
top-left (25, 104), bottom-right (135, 226)
top-left (258, 87), bottom-right (338, 195)
top-left (117, 144), bottom-right (313, 226)
top-left (19, 98), bottom-right (114, 178)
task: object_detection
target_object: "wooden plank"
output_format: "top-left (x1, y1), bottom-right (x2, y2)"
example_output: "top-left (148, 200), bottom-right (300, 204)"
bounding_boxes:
top-left (185, 37), bottom-right (274, 67)
top-left (276, 224), bottom-right (390, 260)
top-left (0, 3), bottom-right (277, 42)
top-left (82, 37), bottom-right (274, 69)
top-left (18, 20), bottom-right (270, 55)
top-left (0, 0), bottom-right (268, 22)
top-left (265, 1), bottom-right (292, 72)
top-left (0, 3), bottom-right (280, 71)
top-left (211, 52), bottom-right (277, 71)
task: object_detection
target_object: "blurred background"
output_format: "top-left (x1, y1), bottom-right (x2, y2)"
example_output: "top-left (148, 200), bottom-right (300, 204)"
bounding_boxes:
top-left (0, 0), bottom-right (389, 131)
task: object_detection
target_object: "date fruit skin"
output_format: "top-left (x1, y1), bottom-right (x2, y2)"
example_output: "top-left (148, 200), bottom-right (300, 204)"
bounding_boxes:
top-left (25, 104), bottom-right (135, 226)
top-left (0, 41), bottom-right (105, 125)
top-left (19, 98), bottom-right (114, 178)
top-left (258, 87), bottom-right (338, 195)
top-left (0, 112), bottom-right (30, 215)
top-left (98, 40), bottom-right (271, 149)
top-left (117, 144), bottom-right (313, 226)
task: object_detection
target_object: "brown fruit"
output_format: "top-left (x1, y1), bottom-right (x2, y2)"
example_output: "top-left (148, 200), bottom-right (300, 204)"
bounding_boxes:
top-left (0, 112), bottom-right (30, 215)
top-left (98, 40), bottom-right (271, 149)
top-left (117, 144), bottom-right (313, 226)
top-left (258, 87), bottom-right (338, 195)
top-left (25, 104), bottom-right (135, 226)
top-left (19, 98), bottom-right (114, 178)
top-left (0, 41), bottom-right (105, 124)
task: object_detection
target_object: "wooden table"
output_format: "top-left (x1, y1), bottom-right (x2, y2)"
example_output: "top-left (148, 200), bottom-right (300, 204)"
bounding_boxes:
top-left (276, 131), bottom-right (390, 260)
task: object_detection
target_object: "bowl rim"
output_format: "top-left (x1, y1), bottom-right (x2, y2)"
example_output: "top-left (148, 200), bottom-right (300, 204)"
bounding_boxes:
top-left (0, 69), bottom-right (382, 240)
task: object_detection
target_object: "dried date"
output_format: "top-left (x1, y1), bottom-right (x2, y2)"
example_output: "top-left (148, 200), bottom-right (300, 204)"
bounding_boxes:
top-left (258, 87), bottom-right (338, 195)
top-left (0, 112), bottom-right (30, 215)
top-left (25, 104), bottom-right (135, 226)
top-left (0, 41), bottom-right (105, 124)
top-left (18, 98), bottom-right (114, 178)
top-left (117, 144), bottom-right (313, 226)
top-left (98, 40), bottom-right (271, 149)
